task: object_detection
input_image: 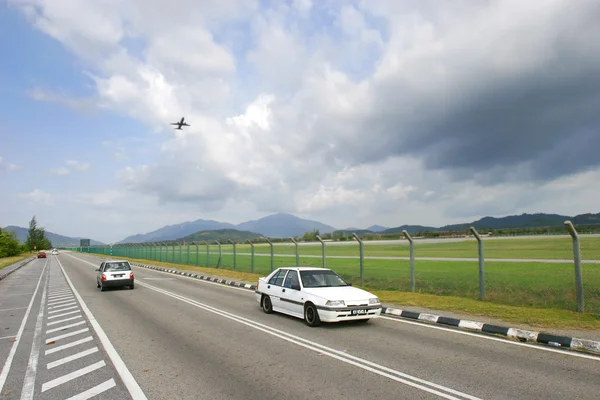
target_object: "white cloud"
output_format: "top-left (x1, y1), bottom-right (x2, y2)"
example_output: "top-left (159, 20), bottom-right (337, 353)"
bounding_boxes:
top-left (65, 160), bottom-right (90, 172)
top-left (51, 167), bottom-right (70, 176)
top-left (8, 0), bottom-right (600, 238)
top-left (0, 156), bottom-right (22, 172)
top-left (18, 189), bottom-right (58, 205)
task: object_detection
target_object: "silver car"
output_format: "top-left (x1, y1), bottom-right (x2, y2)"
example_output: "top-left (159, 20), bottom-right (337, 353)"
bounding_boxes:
top-left (96, 260), bottom-right (135, 291)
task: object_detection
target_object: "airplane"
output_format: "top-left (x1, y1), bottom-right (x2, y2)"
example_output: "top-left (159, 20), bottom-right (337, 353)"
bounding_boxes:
top-left (171, 117), bottom-right (190, 130)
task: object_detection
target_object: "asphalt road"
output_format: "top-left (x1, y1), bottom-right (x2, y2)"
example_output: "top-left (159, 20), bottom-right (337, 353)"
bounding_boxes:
top-left (1, 253), bottom-right (599, 399)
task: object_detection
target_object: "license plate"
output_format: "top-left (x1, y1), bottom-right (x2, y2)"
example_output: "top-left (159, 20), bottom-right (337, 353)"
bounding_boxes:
top-left (351, 309), bottom-right (368, 315)
top-left (114, 274), bottom-right (124, 278)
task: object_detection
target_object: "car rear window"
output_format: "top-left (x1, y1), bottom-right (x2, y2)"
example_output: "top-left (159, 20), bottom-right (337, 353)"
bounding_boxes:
top-left (104, 262), bottom-right (131, 271)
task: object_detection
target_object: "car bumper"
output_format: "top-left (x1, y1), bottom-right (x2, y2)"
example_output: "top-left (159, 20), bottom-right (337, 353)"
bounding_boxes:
top-left (317, 306), bottom-right (382, 322)
top-left (102, 279), bottom-right (134, 288)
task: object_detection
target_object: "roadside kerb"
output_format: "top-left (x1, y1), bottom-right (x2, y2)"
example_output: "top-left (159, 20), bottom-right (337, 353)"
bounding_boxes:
top-left (81, 255), bottom-right (600, 357)
top-left (0, 257), bottom-right (36, 281)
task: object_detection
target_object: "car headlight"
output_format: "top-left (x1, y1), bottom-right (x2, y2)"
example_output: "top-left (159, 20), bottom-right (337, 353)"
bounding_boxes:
top-left (369, 297), bottom-right (380, 304)
top-left (326, 300), bottom-right (345, 307)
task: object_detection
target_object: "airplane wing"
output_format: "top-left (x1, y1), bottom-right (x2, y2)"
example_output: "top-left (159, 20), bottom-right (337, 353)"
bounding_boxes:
top-left (170, 122), bottom-right (179, 125)
top-left (182, 123), bottom-right (190, 126)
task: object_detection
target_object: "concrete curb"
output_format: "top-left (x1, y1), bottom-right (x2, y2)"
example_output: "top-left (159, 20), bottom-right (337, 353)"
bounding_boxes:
top-left (0, 257), bottom-right (36, 281)
top-left (381, 306), bottom-right (600, 355)
top-left (130, 262), bottom-right (257, 290)
top-left (88, 256), bottom-right (600, 357)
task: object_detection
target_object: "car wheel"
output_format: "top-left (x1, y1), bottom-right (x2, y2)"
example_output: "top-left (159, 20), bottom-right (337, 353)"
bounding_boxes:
top-left (100, 282), bottom-right (105, 292)
top-left (261, 295), bottom-right (273, 314)
top-left (130, 283), bottom-right (135, 290)
top-left (97, 280), bottom-right (100, 288)
top-left (304, 303), bottom-right (321, 327)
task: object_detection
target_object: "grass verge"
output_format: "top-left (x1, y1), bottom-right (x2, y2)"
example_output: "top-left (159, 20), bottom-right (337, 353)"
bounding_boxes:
top-left (0, 254), bottom-right (32, 270)
top-left (82, 252), bottom-right (600, 331)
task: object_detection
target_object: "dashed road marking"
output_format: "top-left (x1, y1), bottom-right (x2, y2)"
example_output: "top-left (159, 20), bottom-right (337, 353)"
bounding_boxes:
top-left (45, 337), bottom-right (94, 356)
top-left (47, 315), bottom-right (82, 326)
top-left (64, 378), bottom-right (116, 400)
top-left (41, 360), bottom-right (106, 392)
top-left (47, 347), bottom-right (99, 370)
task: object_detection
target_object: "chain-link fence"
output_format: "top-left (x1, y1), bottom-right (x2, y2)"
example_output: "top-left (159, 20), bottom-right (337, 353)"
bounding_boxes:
top-left (70, 221), bottom-right (600, 314)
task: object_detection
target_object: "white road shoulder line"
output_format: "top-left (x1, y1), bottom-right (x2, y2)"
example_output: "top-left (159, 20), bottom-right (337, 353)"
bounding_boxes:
top-left (0, 335), bottom-right (17, 340)
top-left (0, 259), bottom-right (48, 393)
top-left (0, 307), bottom-right (28, 312)
top-left (46, 320), bottom-right (86, 334)
top-left (46, 328), bottom-right (90, 344)
top-left (379, 316), bottom-right (600, 362)
top-left (64, 378), bottom-right (116, 400)
top-left (56, 257), bottom-right (148, 399)
top-left (20, 258), bottom-right (50, 400)
top-left (41, 360), bottom-right (106, 392)
top-left (45, 336), bottom-right (94, 355)
top-left (47, 315), bottom-right (82, 326)
top-left (47, 347), bottom-right (99, 369)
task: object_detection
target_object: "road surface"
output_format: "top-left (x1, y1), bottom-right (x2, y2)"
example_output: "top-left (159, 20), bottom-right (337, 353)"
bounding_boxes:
top-left (1, 253), bottom-right (599, 399)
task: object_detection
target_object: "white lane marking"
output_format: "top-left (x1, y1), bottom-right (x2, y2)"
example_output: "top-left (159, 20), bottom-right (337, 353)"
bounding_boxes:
top-left (48, 300), bottom-right (76, 308)
top-left (47, 315), bottom-right (82, 326)
top-left (46, 320), bottom-right (86, 334)
top-left (379, 316), bottom-right (600, 362)
top-left (3, 293), bottom-right (35, 297)
top-left (41, 360), bottom-right (106, 392)
top-left (56, 257), bottom-right (148, 399)
top-left (0, 307), bottom-right (27, 312)
top-left (48, 295), bottom-right (74, 302)
top-left (48, 310), bottom-right (80, 319)
top-left (46, 328), bottom-right (90, 344)
top-left (20, 258), bottom-right (50, 400)
top-left (48, 305), bottom-right (79, 314)
top-left (63, 378), bottom-right (116, 400)
top-left (45, 337), bottom-right (94, 355)
top-left (0, 335), bottom-right (17, 340)
top-left (47, 347), bottom-right (99, 369)
top-left (137, 280), bottom-right (479, 400)
top-left (48, 291), bottom-right (70, 297)
top-left (0, 259), bottom-right (48, 393)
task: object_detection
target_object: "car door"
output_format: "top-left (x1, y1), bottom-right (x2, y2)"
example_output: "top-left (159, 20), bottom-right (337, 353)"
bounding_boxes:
top-left (265, 269), bottom-right (289, 312)
top-left (279, 270), bottom-right (304, 318)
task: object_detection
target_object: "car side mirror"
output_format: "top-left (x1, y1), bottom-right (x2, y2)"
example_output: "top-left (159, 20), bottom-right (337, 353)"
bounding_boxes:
top-left (95, 268), bottom-right (100, 271)
top-left (291, 283), bottom-right (301, 291)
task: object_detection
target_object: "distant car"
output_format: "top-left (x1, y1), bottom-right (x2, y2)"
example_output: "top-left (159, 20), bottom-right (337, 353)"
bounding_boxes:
top-left (37, 251), bottom-right (46, 258)
top-left (96, 260), bottom-right (134, 291)
top-left (51, 249), bottom-right (58, 255)
top-left (255, 267), bottom-right (381, 327)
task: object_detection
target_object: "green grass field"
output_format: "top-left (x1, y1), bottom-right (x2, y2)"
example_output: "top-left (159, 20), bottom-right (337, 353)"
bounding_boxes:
top-left (0, 254), bottom-right (32, 270)
top-left (86, 236), bottom-right (600, 313)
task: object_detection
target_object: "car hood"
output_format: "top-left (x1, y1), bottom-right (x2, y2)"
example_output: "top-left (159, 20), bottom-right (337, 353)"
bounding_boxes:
top-left (302, 286), bottom-right (375, 301)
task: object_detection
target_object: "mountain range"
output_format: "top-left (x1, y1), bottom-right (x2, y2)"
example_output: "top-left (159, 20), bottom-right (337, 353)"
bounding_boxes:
top-left (4, 212), bottom-right (599, 246)
top-left (2, 226), bottom-right (105, 247)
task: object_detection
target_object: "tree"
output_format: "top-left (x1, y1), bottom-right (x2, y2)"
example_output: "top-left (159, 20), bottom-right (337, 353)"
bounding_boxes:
top-left (0, 228), bottom-right (22, 257)
top-left (25, 216), bottom-right (52, 251)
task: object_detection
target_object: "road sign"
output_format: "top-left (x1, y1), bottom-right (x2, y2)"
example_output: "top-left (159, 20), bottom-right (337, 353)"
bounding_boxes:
top-left (80, 239), bottom-right (91, 247)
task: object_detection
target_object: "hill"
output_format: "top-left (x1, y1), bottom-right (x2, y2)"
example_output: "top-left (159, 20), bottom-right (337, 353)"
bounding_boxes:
top-left (3, 226), bottom-right (104, 247)
top-left (236, 213), bottom-right (336, 238)
top-left (178, 229), bottom-right (263, 243)
top-left (382, 212), bottom-right (600, 234)
top-left (366, 225), bottom-right (389, 232)
top-left (118, 219), bottom-right (236, 243)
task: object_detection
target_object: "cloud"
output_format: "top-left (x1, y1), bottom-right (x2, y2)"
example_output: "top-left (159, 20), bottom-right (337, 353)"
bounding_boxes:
top-left (0, 156), bottom-right (23, 172)
top-left (26, 87), bottom-right (97, 113)
top-left (18, 189), bottom-right (58, 205)
top-left (50, 167), bottom-right (70, 176)
top-left (9, 0), bottom-right (600, 233)
top-left (65, 160), bottom-right (90, 172)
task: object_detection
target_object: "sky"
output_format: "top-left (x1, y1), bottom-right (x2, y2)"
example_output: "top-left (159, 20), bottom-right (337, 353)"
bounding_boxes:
top-left (1, 0), bottom-right (599, 244)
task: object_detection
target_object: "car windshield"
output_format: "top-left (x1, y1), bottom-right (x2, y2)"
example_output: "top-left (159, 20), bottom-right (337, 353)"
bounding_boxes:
top-left (300, 270), bottom-right (349, 288)
top-left (104, 262), bottom-right (131, 271)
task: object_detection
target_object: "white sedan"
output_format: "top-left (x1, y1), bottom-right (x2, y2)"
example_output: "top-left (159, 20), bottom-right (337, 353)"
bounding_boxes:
top-left (255, 267), bottom-right (382, 327)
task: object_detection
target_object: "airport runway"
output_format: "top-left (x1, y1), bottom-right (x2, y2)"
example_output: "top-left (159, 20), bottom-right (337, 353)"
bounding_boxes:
top-left (1, 253), bottom-right (599, 399)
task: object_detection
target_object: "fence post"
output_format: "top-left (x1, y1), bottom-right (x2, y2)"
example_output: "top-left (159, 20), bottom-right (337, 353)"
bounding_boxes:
top-left (402, 230), bottom-right (415, 292)
top-left (248, 240), bottom-right (255, 273)
top-left (469, 226), bottom-right (486, 301)
top-left (290, 237), bottom-right (299, 267)
top-left (352, 233), bottom-right (364, 286)
top-left (195, 242), bottom-right (199, 266)
top-left (171, 243), bottom-right (175, 263)
top-left (316, 235), bottom-right (326, 269)
top-left (265, 238), bottom-right (274, 272)
top-left (228, 239), bottom-right (236, 269)
top-left (215, 240), bottom-right (222, 268)
top-left (565, 220), bottom-right (584, 312)
top-left (203, 241), bottom-right (209, 267)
